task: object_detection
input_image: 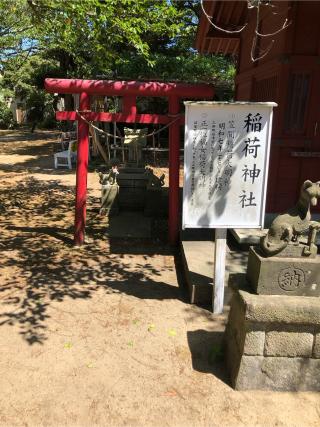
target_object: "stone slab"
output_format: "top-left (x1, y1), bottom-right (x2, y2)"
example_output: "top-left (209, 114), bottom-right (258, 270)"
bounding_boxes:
top-left (236, 289), bottom-right (320, 325)
top-left (265, 331), bottom-right (313, 357)
top-left (230, 228), bottom-right (267, 245)
top-left (230, 214), bottom-right (275, 245)
top-left (106, 212), bottom-right (152, 238)
top-left (180, 240), bottom-right (214, 304)
top-left (243, 331), bottom-right (265, 356)
top-left (116, 168), bottom-right (148, 210)
top-left (181, 238), bottom-right (249, 305)
top-left (144, 188), bottom-right (167, 217)
top-left (235, 356), bottom-right (320, 391)
top-left (246, 246), bottom-right (320, 296)
top-left (120, 167), bottom-right (147, 174)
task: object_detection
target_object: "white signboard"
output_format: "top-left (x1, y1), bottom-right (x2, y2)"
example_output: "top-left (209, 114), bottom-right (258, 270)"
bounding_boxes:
top-left (183, 102), bottom-right (276, 229)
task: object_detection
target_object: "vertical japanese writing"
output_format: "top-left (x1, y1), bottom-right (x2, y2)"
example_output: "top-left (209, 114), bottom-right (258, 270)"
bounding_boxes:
top-left (224, 115), bottom-right (235, 188)
top-left (198, 119), bottom-right (208, 187)
top-left (208, 120), bottom-right (216, 200)
top-left (215, 122), bottom-right (225, 191)
top-left (207, 115), bottom-right (236, 200)
top-left (190, 120), bottom-right (197, 206)
top-left (239, 112), bottom-right (263, 208)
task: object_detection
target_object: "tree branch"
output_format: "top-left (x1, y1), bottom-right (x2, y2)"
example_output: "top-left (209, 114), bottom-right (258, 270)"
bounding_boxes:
top-left (200, 0), bottom-right (247, 34)
top-left (256, 18), bottom-right (291, 37)
top-left (251, 1), bottom-right (291, 61)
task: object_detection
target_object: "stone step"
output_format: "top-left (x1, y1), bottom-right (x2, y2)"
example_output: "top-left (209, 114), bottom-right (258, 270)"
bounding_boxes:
top-left (180, 238), bottom-right (248, 305)
top-left (105, 212), bottom-right (152, 238)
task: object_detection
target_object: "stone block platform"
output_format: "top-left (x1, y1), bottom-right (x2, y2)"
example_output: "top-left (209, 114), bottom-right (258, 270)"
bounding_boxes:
top-left (106, 212), bottom-right (152, 238)
top-left (230, 228), bottom-right (267, 245)
top-left (225, 289), bottom-right (320, 391)
top-left (180, 234), bottom-right (248, 305)
top-left (180, 240), bottom-right (215, 304)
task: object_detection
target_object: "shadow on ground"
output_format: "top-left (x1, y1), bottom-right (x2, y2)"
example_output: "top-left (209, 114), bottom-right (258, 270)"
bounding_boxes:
top-left (0, 176), bottom-right (182, 345)
top-left (187, 330), bottom-right (230, 385)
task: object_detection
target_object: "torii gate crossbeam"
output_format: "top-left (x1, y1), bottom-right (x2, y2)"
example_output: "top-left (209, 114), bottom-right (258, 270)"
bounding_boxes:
top-left (45, 78), bottom-right (214, 245)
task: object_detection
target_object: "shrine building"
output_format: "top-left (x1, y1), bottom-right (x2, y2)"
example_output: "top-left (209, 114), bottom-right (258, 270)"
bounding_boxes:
top-left (196, 0), bottom-right (320, 214)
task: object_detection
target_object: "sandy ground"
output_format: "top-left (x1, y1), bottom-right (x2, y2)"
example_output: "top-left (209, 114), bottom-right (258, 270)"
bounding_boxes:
top-left (0, 129), bottom-right (319, 427)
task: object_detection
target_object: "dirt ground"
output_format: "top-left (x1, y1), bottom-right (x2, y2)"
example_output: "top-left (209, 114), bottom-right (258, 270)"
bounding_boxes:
top-left (0, 129), bottom-right (319, 427)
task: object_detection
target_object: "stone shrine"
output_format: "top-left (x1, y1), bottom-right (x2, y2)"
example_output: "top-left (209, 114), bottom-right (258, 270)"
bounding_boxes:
top-left (99, 165), bottom-right (166, 217)
top-left (225, 180), bottom-right (320, 390)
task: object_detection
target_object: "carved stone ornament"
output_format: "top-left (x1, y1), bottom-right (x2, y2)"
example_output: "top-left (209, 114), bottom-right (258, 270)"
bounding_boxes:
top-left (278, 267), bottom-right (305, 292)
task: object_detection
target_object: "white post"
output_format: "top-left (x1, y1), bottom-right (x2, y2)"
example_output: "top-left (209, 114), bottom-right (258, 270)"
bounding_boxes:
top-left (213, 228), bottom-right (227, 314)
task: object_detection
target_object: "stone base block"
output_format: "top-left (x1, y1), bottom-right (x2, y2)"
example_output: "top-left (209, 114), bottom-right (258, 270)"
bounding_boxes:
top-left (235, 356), bottom-right (320, 391)
top-left (246, 246), bottom-right (320, 296)
top-left (180, 240), bottom-right (214, 304)
top-left (117, 169), bottom-right (148, 210)
top-left (225, 290), bottom-right (320, 391)
top-left (106, 212), bottom-right (152, 238)
top-left (144, 188), bottom-right (167, 217)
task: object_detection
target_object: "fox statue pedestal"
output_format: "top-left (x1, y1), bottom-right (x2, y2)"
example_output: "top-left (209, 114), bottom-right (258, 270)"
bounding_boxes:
top-left (225, 180), bottom-right (320, 391)
top-left (246, 245), bottom-right (320, 296)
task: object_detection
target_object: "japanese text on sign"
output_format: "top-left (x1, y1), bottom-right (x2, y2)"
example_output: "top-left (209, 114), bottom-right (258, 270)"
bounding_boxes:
top-left (183, 102), bottom-right (276, 228)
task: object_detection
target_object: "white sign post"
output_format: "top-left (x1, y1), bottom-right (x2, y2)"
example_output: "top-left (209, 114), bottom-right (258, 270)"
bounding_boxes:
top-left (183, 102), bottom-right (276, 314)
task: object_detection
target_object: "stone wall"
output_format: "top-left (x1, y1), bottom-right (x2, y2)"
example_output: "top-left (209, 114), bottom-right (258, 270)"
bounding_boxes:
top-left (225, 290), bottom-right (320, 390)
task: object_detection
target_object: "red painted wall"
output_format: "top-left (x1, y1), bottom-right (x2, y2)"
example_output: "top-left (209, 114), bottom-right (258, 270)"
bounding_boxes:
top-left (235, 1), bottom-right (320, 213)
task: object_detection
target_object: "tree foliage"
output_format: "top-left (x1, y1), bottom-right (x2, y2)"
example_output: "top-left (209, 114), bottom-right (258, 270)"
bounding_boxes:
top-left (0, 0), bottom-right (235, 127)
top-left (0, 99), bottom-right (15, 129)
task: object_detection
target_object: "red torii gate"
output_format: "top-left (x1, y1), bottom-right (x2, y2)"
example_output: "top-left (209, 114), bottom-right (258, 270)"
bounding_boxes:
top-left (45, 78), bottom-right (214, 245)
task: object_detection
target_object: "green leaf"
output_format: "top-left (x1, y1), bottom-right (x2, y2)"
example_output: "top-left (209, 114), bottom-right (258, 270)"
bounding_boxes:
top-left (168, 328), bottom-right (177, 337)
top-left (148, 323), bottom-right (155, 332)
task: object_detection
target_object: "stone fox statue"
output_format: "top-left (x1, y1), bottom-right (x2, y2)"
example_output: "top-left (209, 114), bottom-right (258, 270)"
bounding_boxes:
top-left (98, 167), bottom-right (119, 216)
top-left (260, 180), bottom-right (320, 256)
top-left (144, 166), bottom-right (165, 189)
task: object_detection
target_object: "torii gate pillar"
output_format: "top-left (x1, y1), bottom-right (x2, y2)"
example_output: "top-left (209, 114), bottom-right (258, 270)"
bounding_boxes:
top-left (74, 92), bottom-right (90, 245)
